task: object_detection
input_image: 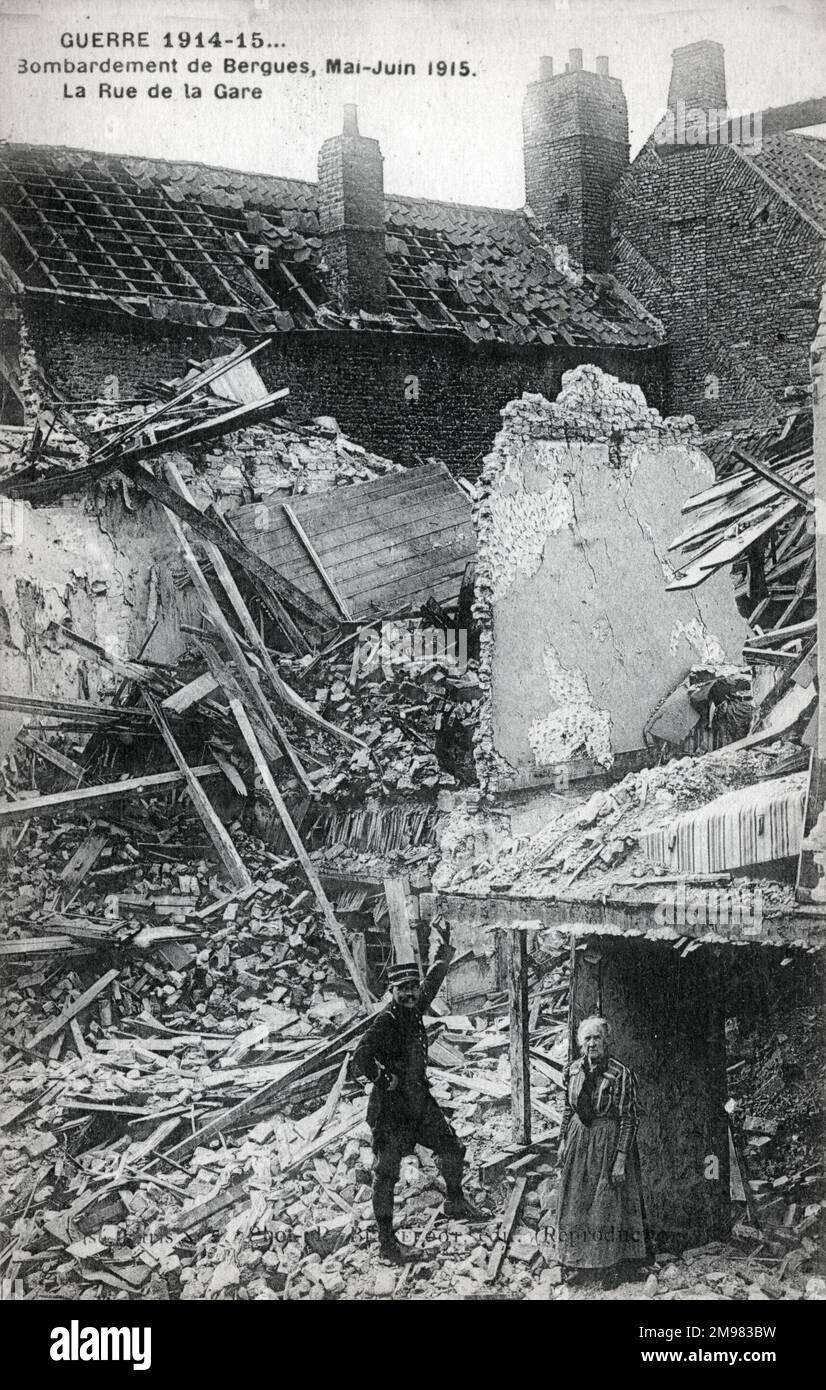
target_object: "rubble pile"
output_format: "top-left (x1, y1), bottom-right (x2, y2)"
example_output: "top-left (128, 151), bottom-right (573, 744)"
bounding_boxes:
top-left (436, 743), bottom-right (801, 902)
top-left (86, 412), bottom-right (402, 508)
top-left (727, 1000), bottom-right (825, 1258)
top-left (282, 639), bottom-right (481, 805)
top-left (0, 847), bottom-right (573, 1301)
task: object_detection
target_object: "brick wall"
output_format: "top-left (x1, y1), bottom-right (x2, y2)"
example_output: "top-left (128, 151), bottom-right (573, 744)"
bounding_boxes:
top-left (26, 302), bottom-right (666, 478)
top-left (612, 142), bottom-right (826, 425)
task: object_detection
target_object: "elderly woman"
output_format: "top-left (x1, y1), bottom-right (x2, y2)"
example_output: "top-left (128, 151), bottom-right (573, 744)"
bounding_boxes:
top-left (556, 1015), bottom-right (649, 1282)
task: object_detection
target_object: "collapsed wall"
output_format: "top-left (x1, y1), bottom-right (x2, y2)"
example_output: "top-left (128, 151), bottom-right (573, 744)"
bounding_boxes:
top-left (472, 365), bottom-right (749, 793)
top-left (0, 408), bottom-right (398, 760)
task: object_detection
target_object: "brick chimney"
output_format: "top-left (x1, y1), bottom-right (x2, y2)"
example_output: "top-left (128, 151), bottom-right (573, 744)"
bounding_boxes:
top-left (667, 40), bottom-right (727, 112)
top-left (522, 50), bottom-right (629, 272)
top-left (317, 105), bottom-right (387, 312)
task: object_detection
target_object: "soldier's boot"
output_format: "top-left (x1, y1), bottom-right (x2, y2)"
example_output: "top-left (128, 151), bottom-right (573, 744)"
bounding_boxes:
top-left (440, 1153), bottom-right (490, 1223)
top-left (374, 1178), bottom-right (420, 1264)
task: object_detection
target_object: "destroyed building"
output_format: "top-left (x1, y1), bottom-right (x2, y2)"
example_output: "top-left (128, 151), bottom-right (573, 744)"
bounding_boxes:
top-left (2, 40), bottom-right (824, 470)
top-left (0, 29), bottom-right (824, 1306)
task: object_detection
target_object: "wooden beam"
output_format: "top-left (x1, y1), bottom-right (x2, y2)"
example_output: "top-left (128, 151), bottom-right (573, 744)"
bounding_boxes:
top-left (90, 339), bottom-right (270, 459)
top-left (161, 671), bottom-right (219, 714)
top-left (14, 730), bottom-right (85, 780)
top-left (157, 490), bottom-right (313, 791)
top-left (0, 693), bottom-right (149, 727)
top-left (227, 696), bottom-right (372, 1006)
top-left (235, 633), bottom-right (367, 751)
top-left (144, 694), bottom-right (251, 891)
top-left (748, 617), bottom-right (817, 648)
top-left (163, 460), bottom-right (313, 789)
top-left (282, 503), bottom-right (353, 621)
top-left (124, 462), bottom-right (329, 627)
top-left (731, 446), bottom-right (814, 508)
top-left (507, 929), bottom-right (531, 1145)
top-left (753, 95), bottom-right (826, 138)
top-left (0, 764), bottom-right (222, 826)
top-left (29, 969), bottom-right (119, 1050)
top-left (0, 937), bottom-right (94, 960)
top-left (383, 875), bottom-right (420, 973)
top-left (485, 1175), bottom-right (528, 1283)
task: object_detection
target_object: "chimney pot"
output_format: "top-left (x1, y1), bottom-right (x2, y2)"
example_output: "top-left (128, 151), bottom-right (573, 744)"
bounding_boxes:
top-left (596, 55), bottom-right (610, 77)
top-left (343, 103), bottom-right (359, 136)
top-left (540, 56), bottom-right (554, 81)
top-left (569, 48), bottom-right (583, 71)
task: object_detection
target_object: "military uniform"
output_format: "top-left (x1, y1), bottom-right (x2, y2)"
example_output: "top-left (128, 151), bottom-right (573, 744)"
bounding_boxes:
top-left (352, 945), bottom-right (467, 1255)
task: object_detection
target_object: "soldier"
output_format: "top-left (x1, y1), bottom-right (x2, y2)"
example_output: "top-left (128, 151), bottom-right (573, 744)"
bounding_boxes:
top-left (352, 918), bottom-right (487, 1264)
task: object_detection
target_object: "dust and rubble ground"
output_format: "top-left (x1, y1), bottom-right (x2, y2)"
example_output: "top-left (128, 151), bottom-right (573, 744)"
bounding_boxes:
top-left (1, 791), bottom-right (823, 1301)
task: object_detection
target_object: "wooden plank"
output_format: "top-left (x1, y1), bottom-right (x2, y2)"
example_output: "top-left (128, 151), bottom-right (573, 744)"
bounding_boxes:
top-left (347, 556), bottom-right (472, 609)
top-left (57, 626), bottom-right (155, 683)
top-left (14, 730), bottom-right (85, 780)
top-left (169, 1182), bottom-right (250, 1234)
top-left (430, 1068), bottom-right (558, 1122)
top-left (163, 459), bottom-right (315, 789)
top-left (29, 969), bottom-right (119, 1049)
top-left (298, 1055), bottom-right (350, 1147)
top-left (298, 483), bottom-right (470, 550)
top-left (749, 617), bottom-right (817, 649)
top-left (48, 829), bottom-right (108, 912)
top-left (0, 764), bottom-right (222, 826)
top-left (285, 461), bottom-right (454, 516)
top-left (477, 1129), bottom-right (558, 1185)
top-left (508, 930), bottom-right (531, 1146)
top-left (90, 339), bottom-right (272, 459)
top-left (210, 508), bottom-right (310, 655)
top-left (226, 696), bottom-right (373, 1007)
top-left (732, 446), bottom-right (815, 508)
top-left (310, 498), bottom-right (472, 571)
top-left (69, 1019), bottom-right (89, 1057)
top-left (161, 671), bottom-right (219, 714)
top-left (278, 1103), bottom-right (368, 1178)
top-left (124, 1117), bottom-right (181, 1167)
top-left (485, 1175), bottom-right (528, 1282)
top-left (0, 694), bottom-right (149, 726)
top-left (0, 937), bottom-right (94, 959)
top-left (158, 474), bottom-right (314, 790)
top-left (667, 496), bottom-right (800, 589)
top-left (144, 695), bottom-right (251, 891)
top-left (282, 503), bottom-right (353, 621)
top-left (383, 875), bottom-right (419, 970)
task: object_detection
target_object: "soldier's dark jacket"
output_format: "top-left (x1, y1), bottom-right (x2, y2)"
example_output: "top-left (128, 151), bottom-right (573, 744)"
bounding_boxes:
top-left (351, 941), bottom-right (454, 1133)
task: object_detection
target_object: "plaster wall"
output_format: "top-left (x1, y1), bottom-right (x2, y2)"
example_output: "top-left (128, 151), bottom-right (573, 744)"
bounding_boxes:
top-left (0, 490), bottom-right (198, 758)
top-left (475, 367), bottom-right (749, 786)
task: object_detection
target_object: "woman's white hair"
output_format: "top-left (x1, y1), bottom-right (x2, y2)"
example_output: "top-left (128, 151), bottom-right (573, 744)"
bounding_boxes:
top-left (576, 1015), bottom-right (611, 1045)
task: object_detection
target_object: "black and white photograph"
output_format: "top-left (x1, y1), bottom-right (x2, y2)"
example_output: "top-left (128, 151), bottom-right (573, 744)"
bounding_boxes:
top-left (0, 0), bottom-right (824, 1350)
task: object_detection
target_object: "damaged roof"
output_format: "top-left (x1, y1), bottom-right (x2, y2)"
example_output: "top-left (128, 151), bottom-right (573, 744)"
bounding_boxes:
top-left (0, 142), bottom-right (663, 349)
top-left (434, 744), bottom-right (824, 949)
top-left (745, 132), bottom-right (826, 234)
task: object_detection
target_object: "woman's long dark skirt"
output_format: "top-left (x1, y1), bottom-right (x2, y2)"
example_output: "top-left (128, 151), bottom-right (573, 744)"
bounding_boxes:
top-left (556, 1114), bottom-right (648, 1269)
